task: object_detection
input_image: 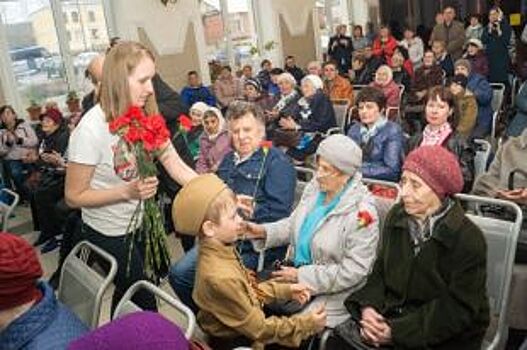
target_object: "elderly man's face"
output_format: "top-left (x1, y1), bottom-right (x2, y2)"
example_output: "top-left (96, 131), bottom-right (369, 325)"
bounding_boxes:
top-left (229, 113), bottom-right (264, 158)
top-left (400, 170), bottom-right (442, 220)
top-left (443, 7), bottom-right (455, 23)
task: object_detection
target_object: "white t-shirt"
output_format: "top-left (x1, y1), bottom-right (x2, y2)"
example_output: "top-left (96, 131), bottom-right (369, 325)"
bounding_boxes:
top-left (68, 104), bottom-right (140, 237)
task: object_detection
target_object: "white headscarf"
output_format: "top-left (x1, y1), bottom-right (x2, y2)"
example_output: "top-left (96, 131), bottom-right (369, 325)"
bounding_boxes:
top-left (202, 107), bottom-right (226, 141)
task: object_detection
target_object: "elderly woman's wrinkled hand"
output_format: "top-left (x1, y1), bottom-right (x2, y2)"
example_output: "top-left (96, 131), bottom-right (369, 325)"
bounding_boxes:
top-left (289, 283), bottom-right (312, 305)
top-left (359, 307), bottom-right (392, 346)
top-left (271, 266), bottom-right (298, 283)
top-left (242, 221), bottom-right (266, 239)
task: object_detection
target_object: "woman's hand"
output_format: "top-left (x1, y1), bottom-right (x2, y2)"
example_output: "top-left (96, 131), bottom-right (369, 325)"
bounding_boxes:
top-left (279, 116), bottom-right (298, 131)
top-left (360, 307), bottom-right (392, 346)
top-left (242, 221), bottom-right (266, 239)
top-left (496, 188), bottom-right (527, 205)
top-left (289, 283), bottom-right (312, 305)
top-left (126, 176), bottom-right (159, 200)
top-left (272, 266), bottom-right (298, 283)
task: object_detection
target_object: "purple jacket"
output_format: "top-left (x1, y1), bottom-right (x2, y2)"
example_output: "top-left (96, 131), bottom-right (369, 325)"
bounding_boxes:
top-left (195, 130), bottom-right (232, 174)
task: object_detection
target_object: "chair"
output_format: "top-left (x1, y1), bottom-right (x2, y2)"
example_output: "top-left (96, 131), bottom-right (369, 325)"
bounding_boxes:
top-left (455, 194), bottom-right (523, 350)
top-left (362, 178), bottom-right (401, 232)
top-left (332, 99), bottom-right (350, 130)
top-left (490, 83), bottom-right (506, 113)
top-left (113, 280), bottom-right (196, 340)
top-left (473, 139), bottom-right (492, 179)
top-left (386, 84), bottom-right (406, 123)
top-left (58, 240), bottom-right (118, 329)
top-left (0, 188), bottom-right (19, 231)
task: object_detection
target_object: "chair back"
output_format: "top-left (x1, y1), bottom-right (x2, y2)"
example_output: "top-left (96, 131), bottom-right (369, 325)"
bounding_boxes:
top-left (113, 280), bottom-right (196, 340)
top-left (455, 194), bottom-right (522, 350)
top-left (58, 241), bottom-right (118, 329)
top-left (0, 188), bottom-right (19, 231)
top-left (490, 83), bottom-right (505, 113)
top-left (473, 139), bottom-right (492, 179)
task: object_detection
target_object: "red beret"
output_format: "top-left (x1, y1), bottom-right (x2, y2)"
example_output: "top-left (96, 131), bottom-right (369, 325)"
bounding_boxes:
top-left (0, 232), bottom-right (43, 310)
top-left (403, 146), bottom-right (464, 200)
top-left (41, 107), bottom-right (63, 125)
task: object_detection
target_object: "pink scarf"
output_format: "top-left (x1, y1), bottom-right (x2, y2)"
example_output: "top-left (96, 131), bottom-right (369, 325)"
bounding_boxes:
top-left (421, 123), bottom-right (452, 146)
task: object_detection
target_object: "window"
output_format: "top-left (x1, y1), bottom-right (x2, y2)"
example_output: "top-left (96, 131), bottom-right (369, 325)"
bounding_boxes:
top-left (88, 11), bottom-right (96, 22)
top-left (0, 0), bottom-right (110, 111)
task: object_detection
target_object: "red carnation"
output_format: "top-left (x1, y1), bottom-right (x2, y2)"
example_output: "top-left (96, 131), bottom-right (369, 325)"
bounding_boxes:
top-left (357, 210), bottom-right (374, 229)
top-left (179, 114), bottom-right (193, 132)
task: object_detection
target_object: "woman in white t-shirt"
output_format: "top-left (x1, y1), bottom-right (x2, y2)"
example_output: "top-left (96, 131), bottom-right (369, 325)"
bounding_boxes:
top-left (66, 41), bottom-right (196, 311)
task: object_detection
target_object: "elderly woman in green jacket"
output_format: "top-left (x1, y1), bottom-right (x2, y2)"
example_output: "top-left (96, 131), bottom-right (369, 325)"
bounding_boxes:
top-left (328, 145), bottom-right (489, 349)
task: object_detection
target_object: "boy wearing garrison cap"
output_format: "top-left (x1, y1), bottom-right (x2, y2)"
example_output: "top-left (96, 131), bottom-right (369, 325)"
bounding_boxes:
top-left (172, 174), bottom-right (326, 349)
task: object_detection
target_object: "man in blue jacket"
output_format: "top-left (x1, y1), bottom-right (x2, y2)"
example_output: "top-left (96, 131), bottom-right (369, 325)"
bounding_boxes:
top-left (180, 70), bottom-right (216, 107)
top-left (169, 101), bottom-right (296, 312)
top-left (455, 59), bottom-right (493, 139)
top-left (0, 232), bottom-right (87, 350)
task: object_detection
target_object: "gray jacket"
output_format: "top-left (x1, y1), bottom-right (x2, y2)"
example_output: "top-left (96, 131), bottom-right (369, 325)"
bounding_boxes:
top-left (472, 129), bottom-right (527, 196)
top-left (260, 173), bottom-right (380, 327)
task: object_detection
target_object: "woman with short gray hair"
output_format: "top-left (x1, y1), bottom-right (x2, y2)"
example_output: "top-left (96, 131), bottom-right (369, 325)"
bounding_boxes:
top-left (246, 134), bottom-right (380, 327)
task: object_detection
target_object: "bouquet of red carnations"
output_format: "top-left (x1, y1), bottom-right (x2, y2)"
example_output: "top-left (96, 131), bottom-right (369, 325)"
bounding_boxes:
top-left (109, 106), bottom-right (171, 279)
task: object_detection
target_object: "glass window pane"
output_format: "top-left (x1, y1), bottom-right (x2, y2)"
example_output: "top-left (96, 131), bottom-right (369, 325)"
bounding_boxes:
top-left (61, 0), bottom-right (110, 98)
top-left (1, 0), bottom-right (69, 109)
top-left (201, 0), bottom-right (227, 67)
top-left (227, 0), bottom-right (257, 69)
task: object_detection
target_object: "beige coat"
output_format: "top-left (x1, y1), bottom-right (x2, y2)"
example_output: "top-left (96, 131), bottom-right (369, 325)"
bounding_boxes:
top-left (259, 173), bottom-right (380, 327)
top-left (430, 20), bottom-right (466, 60)
top-left (193, 239), bottom-right (317, 349)
top-left (456, 90), bottom-right (478, 138)
top-left (472, 129), bottom-right (527, 197)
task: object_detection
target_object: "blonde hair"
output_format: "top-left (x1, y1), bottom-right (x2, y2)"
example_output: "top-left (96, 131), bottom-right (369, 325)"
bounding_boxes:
top-left (100, 41), bottom-right (158, 122)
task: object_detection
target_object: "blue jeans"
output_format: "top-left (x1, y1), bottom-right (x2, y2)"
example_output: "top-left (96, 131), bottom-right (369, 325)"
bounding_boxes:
top-left (169, 241), bottom-right (287, 313)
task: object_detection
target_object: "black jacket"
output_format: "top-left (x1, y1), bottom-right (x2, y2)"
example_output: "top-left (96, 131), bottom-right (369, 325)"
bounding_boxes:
top-left (153, 74), bottom-right (189, 136)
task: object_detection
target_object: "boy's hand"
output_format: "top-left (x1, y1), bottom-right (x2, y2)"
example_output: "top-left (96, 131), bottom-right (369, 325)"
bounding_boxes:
top-left (289, 283), bottom-right (312, 305)
top-left (310, 304), bottom-right (327, 333)
top-left (272, 266), bottom-right (298, 283)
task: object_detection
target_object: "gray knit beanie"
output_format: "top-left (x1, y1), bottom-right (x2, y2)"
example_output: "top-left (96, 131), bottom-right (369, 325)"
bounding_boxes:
top-left (316, 134), bottom-right (362, 175)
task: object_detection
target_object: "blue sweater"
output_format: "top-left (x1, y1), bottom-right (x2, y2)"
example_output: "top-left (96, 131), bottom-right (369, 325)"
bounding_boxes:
top-left (217, 147), bottom-right (296, 223)
top-left (180, 85), bottom-right (216, 107)
top-left (347, 120), bottom-right (404, 181)
top-left (0, 282), bottom-right (88, 350)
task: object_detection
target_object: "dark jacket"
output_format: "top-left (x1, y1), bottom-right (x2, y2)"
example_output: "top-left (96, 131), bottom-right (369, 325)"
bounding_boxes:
top-left (81, 90), bottom-right (95, 117)
top-left (466, 51), bottom-right (489, 78)
top-left (38, 123), bottom-right (69, 188)
top-left (407, 131), bottom-right (475, 193)
top-left (0, 282), bottom-right (88, 350)
top-left (507, 81), bottom-right (527, 137)
top-left (345, 201), bottom-right (489, 350)
top-left (437, 53), bottom-right (454, 77)
top-left (482, 21), bottom-right (512, 84)
top-left (362, 56), bottom-right (384, 84)
top-left (296, 90), bottom-right (337, 133)
top-left (467, 73), bottom-right (493, 139)
top-left (256, 69), bottom-right (272, 93)
top-left (285, 65), bottom-right (305, 85)
top-left (217, 147), bottom-right (296, 224)
top-left (153, 74), bottom-right (189, 136)
top-left (409, 65), bottom-right (444, 104)
top-left (392, 68), bottom-right (411, 91)
top-left (328, 34), bottom-right (354, 74)
top-left (347, 120), bottom-right (404, 181)
top-left (180, 85), bottom-right (216, 107)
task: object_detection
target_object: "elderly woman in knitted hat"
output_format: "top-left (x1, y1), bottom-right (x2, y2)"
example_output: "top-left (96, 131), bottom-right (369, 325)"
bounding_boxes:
top-left (278, 74), bottom-right (337, 161)
top-left (328, 146), bottom-right (489, 349)
top-left (369, 65), bottom-right (401, 120)
top-left (454, 58), bottom-right (493, 139)
top-left (195, 107), bottom-right (231, 174)
top-left (246, 134), bottom-right (380, 327)
top-left (463, 38), bottom-right (488, 78)
top-left (32, 107), bottom-right (71, 253)
top-left (0, 232), bottom-right (87, 348)
top-left (243, 78), bottom-right (275, 112)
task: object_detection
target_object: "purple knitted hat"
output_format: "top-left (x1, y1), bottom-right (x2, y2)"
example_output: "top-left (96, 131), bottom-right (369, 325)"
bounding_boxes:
top-left (68, 311), bottom-right (189, 350)
top-left (402, 146), bottom-right (464, 199)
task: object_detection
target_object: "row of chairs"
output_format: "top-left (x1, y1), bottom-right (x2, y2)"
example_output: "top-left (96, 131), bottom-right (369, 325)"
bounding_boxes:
top-left (57, 192), bottom-right (522, 350)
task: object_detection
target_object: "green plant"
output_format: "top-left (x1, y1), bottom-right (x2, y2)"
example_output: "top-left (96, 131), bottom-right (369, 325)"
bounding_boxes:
top-left (263, 40), bottom-right (277, 51)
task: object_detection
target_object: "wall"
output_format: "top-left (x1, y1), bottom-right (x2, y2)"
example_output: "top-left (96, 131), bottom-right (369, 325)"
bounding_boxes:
top-left (108, 0), bottom-right (210, 89)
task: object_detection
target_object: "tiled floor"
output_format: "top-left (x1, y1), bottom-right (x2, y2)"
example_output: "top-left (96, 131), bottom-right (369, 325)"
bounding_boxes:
top-left (11, 205), bottom-right (195, 332)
